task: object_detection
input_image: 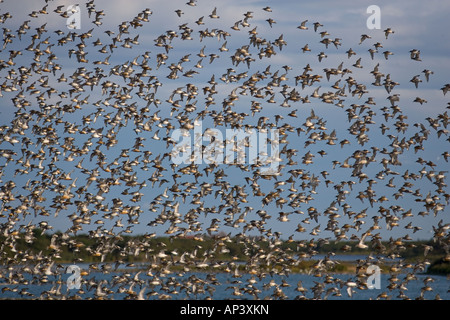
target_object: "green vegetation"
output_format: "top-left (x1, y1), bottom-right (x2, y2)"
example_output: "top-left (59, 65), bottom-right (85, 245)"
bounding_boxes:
top-left (1, 229), bottom-right (448, 275)
top-left (426, 258), bottom-right (450, 275)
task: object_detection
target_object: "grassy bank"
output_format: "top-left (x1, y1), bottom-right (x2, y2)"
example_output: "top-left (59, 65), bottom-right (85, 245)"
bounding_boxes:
top-left (1, 229), bottom-right (448, 275)
top-left (426, 258), bottom-right (450, 275)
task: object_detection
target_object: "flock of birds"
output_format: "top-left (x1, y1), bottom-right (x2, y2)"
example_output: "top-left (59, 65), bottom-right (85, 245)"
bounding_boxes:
top-left (0, 0), bottom-right (449, 300)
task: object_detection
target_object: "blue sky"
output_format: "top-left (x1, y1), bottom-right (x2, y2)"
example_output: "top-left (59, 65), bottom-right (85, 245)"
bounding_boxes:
top-left (0, 0), bottom-right (448, 242)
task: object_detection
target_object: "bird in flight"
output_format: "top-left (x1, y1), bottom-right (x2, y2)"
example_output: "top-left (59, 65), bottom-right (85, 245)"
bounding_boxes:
top-left (0, 0), bottom-right (447, 302)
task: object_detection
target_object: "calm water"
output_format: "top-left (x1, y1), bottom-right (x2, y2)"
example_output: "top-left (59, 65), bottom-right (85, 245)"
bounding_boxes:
top-left (0, 263), bottom-right (448, 300)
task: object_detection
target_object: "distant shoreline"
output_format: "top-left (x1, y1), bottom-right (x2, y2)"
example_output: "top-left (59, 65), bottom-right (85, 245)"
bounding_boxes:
top-left (2, 231), bottom-right (448, 276)
top-left (3, 257), bottom-right (446, 276)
